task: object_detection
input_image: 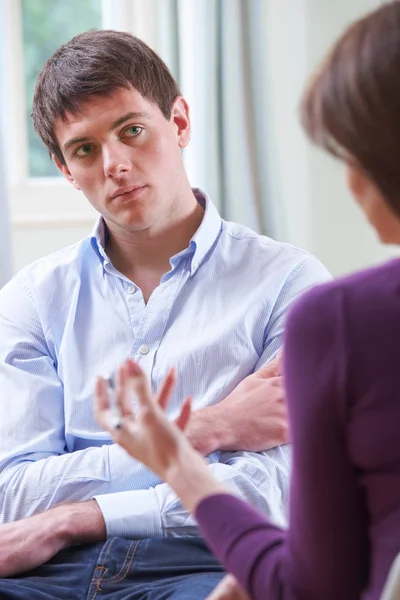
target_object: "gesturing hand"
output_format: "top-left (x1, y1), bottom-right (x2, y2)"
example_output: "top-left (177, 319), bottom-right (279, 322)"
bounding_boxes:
top-left (94, 359), bottom-right (193, 479)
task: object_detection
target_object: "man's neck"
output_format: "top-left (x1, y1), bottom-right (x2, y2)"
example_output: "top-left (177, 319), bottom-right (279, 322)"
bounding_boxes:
top-left (104, 192), bottom-right (205, 293)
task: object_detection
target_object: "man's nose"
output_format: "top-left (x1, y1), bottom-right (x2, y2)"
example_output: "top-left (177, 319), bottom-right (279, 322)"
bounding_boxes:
top-left (103, 141), bottom-right (132, 178)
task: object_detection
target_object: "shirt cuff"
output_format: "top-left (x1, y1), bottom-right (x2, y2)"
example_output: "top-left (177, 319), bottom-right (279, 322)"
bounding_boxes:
top-left (94, 488), bottom-right (163, 538)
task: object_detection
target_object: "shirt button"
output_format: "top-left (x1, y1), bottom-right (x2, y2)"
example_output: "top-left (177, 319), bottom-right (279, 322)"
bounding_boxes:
top-left (127, 285), bottom-right (136, 294)
top-left (192, 261), bottom-right (198, 271)
top-left (138, 344), bottom-right (149, 355)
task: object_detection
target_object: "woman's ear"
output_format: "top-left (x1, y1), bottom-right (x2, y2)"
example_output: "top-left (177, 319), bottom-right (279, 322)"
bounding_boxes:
top-left (345, 164), bottom-right (369, 203)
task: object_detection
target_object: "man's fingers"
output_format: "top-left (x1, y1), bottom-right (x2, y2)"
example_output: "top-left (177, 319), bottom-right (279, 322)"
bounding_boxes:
top-left (276, 349), bottom-right (283, 374)
top-left (256, 353), bottom-right (282, 379)
top-left (156, 368), bottom-right (176, 411)
top-left (262, 375), bottom-right (284, 389)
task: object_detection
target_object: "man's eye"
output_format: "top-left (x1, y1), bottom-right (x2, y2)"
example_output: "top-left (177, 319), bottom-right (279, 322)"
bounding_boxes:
top-left (125, 126), bottom-right (142, 137)
top-left (75, 144), bottom-right (93, 157)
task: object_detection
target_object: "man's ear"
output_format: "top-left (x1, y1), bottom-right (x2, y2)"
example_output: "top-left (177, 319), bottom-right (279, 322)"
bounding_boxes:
top-left (170, 96), bottom-right (191, 149)
top-left (53, 156), bottom-right (81, 191)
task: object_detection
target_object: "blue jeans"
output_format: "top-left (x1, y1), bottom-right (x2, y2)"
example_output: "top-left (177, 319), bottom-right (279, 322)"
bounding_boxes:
top-left (0, 537), bottom-right (225, 599)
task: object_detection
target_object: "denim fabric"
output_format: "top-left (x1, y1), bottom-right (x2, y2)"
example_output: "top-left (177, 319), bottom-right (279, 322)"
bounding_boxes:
top-left (0, 537), bottom-right (225, 599)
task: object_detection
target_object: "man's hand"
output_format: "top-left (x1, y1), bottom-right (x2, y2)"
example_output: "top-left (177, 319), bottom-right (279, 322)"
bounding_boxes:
top-left (185, 354), bottom-right (289, 455)
top-left (207, 575), bottom-right (250, 600)
top-left (0, 500), bottom-right (106, 577)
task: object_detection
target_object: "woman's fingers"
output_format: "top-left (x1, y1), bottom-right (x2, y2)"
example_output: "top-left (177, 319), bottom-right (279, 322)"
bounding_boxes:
top-left (115, 361), bottom-right (136, 417)
top-left (126, 359), bottom-right (155, 410)
top-left (96, 360), bottom-right (182, 437)
top-left (176, 396), bottom-right (192, 431)
top-left (156, 368), bottom-right (176, 411)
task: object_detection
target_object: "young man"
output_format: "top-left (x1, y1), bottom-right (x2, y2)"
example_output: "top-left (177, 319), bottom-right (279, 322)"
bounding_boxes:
top-left (0, 31), bottom-right (330, 599)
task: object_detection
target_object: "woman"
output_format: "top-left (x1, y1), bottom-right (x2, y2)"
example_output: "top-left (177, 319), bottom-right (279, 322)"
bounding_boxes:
top-left (94, 2), bottom-right (400, 599)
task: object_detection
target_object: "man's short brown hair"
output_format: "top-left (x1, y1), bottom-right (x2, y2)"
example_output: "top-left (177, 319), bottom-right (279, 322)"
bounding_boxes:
top-left (32, 29), bottom-right (181, 165)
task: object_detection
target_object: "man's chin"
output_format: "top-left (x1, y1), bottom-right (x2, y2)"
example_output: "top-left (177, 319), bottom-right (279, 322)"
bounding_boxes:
top-left (120, 213), bottom-right (153, 233)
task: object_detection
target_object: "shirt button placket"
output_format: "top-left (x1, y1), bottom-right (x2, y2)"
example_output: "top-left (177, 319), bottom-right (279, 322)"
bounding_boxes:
top-left (138, 344), bottom-right (149, 356)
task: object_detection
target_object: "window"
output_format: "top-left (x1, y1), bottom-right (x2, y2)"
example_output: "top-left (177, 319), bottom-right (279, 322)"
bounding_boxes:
top-left (22, 0), bottom-right (102, 177)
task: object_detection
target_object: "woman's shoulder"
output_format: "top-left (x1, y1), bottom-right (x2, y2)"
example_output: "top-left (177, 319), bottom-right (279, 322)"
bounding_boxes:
top-left (333, 256), bottom-right (400, 295)
top-left (287, 257), bottom-right (400, 332)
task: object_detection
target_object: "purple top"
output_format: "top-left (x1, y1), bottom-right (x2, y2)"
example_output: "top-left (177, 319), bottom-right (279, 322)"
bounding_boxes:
top-left (195, 258), bottom-right (400, 600)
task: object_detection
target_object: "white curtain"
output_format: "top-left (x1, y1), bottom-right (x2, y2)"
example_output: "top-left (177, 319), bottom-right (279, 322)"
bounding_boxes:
top-left (108, 0), bottom-right (284, 238)
top-left (178, 0), bottom-right (284, 237)
top-left (0, 2), bottom-right (13, 288)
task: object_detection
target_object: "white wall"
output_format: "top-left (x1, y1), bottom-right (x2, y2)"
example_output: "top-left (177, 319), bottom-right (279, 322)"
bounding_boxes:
top-left (265, 0), bottom-right (399, 276)
top-left (11, 181), bottom-right (96, 272)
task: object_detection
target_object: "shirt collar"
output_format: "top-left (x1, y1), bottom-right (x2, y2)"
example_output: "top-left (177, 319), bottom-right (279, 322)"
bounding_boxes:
top-left (187, 188), bottom-right (222, 276)
top-left (90, 188), bottom-right (222, 277)
top-left (90, 217), bottom-right (110, 270)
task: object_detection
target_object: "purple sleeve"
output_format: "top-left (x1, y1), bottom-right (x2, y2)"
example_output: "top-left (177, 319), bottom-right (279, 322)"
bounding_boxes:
top-left (196, 493), bottom-right (288, 599)
top-left (195, 284), bottom-right (369, 600)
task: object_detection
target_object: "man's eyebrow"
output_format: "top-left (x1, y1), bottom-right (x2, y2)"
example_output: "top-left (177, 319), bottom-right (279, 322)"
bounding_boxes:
top-left (109, 112), bottom-right (150, 131)
top-left (63, 136), bottom-right (91, 153)
top-left (62, 112), bottom-right (150, 153)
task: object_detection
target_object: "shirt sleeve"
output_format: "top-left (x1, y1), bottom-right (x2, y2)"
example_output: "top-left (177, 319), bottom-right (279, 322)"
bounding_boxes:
top-left (95, 443), bottom-right (291, 538)
top-left (192, 284), bottom-right (370, 600)
top-left (253, 254), bottom-right (331, 370)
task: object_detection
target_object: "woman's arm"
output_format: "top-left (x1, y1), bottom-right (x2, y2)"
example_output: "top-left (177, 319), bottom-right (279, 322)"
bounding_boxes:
top-left (195, 285), bottom-right (370, 600)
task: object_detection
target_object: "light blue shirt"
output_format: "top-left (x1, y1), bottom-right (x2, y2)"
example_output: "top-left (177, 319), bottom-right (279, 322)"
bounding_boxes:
top-left (0, 190), bottom-right (330, 538)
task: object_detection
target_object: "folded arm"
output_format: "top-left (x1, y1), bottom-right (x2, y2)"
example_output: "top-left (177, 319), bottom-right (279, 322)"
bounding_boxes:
top-left (192, 256), bottom-right (331, 456)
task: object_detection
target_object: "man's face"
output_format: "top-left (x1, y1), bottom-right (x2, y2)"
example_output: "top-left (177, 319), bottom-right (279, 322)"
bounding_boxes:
top-left (54, 87), bottom-right (191, 236)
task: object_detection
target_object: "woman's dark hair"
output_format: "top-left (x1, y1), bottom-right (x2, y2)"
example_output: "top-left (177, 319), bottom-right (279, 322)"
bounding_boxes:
top-left (32, 30), bottom-right (181, 165)
top-left (301, 1), bottom-right (400, 216)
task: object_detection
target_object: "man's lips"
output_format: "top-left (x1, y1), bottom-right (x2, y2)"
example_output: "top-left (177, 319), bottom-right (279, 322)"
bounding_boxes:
top-left (110, 185), bottom-right (146, 200)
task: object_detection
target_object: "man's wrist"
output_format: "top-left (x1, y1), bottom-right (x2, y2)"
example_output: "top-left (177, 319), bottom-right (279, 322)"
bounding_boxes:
top-left (185, 404), bottom-right (227, 455)
top-left (54, 499), bottom-right (107, 546)
top-left (165, 443), bottom-right (228, 513)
